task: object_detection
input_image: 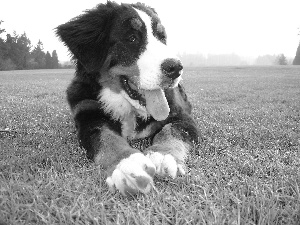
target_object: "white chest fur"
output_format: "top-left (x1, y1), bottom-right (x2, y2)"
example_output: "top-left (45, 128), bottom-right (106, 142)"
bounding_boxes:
top-left (98, 87), bottom-right (151, 139)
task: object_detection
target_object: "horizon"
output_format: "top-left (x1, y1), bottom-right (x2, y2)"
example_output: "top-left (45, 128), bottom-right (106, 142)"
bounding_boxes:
top-left (1, 0), bottom-right (300, 63)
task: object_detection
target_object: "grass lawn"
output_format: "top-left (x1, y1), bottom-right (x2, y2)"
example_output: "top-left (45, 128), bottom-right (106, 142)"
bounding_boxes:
top-left (0, 66), bottom-right (300, 224)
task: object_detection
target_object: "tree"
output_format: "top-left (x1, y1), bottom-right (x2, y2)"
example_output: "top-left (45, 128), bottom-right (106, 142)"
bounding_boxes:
top-left (4, 33), bottom-right (19, 68)
top-left (51, 50), bottom-right (59, 68)
top-left (293, 43), bottom-right (300, 65)
top-left (45, 51), bottom-right (52, 69)
top-left (276, 54), bottom-right (288, 65)
top-left (31, 40), bottom-right (46, 69)
top-left (0, 21), bottom-right (16, 70)
top-left (2, 32), bottom-right (31, 69)
top-left (16, 32), bottom-right (32, 69)
top-left (0, 20), bottom-right (7, 69)
top-left (0, 20), bottom-right (5, 36)
top-left (292, 28), bottom-right (300, 65)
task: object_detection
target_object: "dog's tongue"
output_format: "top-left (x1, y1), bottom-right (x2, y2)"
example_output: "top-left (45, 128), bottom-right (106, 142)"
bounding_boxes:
top-left (144, 89), bottom-right (170, 121)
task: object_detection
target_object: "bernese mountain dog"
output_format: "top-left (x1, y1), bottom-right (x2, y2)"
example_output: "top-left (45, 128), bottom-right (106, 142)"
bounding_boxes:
top-left (56, 1), bottom-right (199, 196)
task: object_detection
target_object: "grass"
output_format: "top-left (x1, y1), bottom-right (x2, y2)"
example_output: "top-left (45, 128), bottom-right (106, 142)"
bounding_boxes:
top-left (0, 66), bottom-right (300, 224)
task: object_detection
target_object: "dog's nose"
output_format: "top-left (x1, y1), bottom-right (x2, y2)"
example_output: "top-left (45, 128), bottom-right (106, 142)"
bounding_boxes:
top-left (161, 58), bottom-right (183, 79)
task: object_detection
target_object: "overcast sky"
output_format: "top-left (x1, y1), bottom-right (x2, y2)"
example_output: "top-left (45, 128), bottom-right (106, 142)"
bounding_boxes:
top-left (1, 0), bottom-right (299, 62)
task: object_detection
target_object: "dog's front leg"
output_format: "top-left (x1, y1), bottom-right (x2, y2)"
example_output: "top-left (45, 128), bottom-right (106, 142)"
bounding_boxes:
top-left (95, 126), bottom-right (156, 195)
top-left (145, 119), bottom-right (199, 179)
top-left (74, 101), bottom-right (156, 196)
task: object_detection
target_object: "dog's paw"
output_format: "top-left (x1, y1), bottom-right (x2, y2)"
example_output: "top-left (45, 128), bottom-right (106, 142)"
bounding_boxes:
top-left (106, 153), bottom-right (156, 196)
top-left (146, 152), bottom-right (185, 179)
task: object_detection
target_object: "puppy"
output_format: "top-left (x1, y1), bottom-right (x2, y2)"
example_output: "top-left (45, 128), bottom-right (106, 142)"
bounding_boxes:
top-left (56, 1), bottom-right (199, 196)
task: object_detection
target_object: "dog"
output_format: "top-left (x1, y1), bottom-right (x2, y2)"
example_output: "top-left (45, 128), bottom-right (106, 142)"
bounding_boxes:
top-left (56, 1), bottom-right (199, 196)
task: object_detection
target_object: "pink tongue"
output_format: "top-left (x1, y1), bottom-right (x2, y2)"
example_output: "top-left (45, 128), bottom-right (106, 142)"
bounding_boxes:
top-left (144, 89), bottom-right (170, 121)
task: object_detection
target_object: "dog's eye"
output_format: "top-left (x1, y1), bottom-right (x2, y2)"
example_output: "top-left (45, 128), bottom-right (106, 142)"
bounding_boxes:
top-left (127, 34), bottom-right (138, 43)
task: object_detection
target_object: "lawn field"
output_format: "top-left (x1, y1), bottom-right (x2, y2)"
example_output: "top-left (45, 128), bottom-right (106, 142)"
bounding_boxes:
top-left (0, 66), bottom-right (300, 224)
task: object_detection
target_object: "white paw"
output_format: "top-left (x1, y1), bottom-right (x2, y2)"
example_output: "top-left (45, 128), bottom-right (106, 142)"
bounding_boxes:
top-left (106, 153), bottom-right (156, 196)
top-left (146, 152), bottom-right (185, 179)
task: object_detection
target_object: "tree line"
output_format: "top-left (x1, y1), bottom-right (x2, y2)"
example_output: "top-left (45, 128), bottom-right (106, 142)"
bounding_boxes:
top-left (1, 20), bottom-right (299, 70)
top-left (0, 20), bottom-right (59, 71)
top-left (179, 49), bottom-right (300, 67)
top-left (179, 53), bottom-right (298, 67)
top-left (255, 54), bottom-right (293, 65)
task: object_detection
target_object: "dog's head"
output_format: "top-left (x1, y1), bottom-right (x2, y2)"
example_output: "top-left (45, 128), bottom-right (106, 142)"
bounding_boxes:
top-left (56, 2), bottom-right (183, 121)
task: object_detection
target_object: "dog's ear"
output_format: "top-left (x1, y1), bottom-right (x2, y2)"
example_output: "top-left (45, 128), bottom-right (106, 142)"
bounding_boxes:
top-left (56, 2), bottom-right (119, 72)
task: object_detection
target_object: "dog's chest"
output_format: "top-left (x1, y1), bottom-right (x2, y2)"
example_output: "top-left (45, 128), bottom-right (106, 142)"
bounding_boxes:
top-left (121, 113), bottom-right (152, 140)
top-left (98, 87), bottom-right (163, 141)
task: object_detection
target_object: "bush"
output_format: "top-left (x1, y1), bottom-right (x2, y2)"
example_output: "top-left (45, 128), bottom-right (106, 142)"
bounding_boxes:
top-left (276, 54), bottom-right (288, 65)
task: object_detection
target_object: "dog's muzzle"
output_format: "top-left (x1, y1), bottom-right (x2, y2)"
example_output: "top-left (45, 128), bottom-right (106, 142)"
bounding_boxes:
top-left (119, 58), bottom-right (183, 121)
top-left (161, 58), bottom-right (183, 80)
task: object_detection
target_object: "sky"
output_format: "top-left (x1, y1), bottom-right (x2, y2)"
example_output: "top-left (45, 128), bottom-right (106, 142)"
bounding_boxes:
top-left (1, 0), bottom-right (299, 62)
